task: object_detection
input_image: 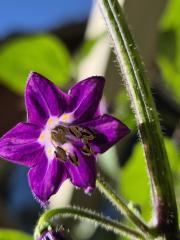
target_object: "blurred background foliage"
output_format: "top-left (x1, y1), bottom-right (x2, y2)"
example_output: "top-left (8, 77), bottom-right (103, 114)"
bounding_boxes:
top-left (158, 0), bottom-right (180, 103)
top-left (0, 35), bottom-right (72, 94)
top-left (0, 0), bottom-right (179, 240)
top-left (0, 229), bottom-right (32, 240)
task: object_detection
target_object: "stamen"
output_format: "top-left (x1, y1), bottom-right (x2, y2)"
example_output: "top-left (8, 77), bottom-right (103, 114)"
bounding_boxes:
top-left (80, 128), bottom-right (95, 146)
top-left (82, 138), bottom-right (89, 144)
top-left (53, 125), bottom-right (63, 130)
top-left (51, 125), bottom-right (67, 144)
top-left (81, 128), bottom-right (95, 141)
top-left (81, 144), bottom-right (93, 156)
top-left (55, 146), bottom-right (68, 162)
top-left (69, 126), bottom-right (82, 138)
top-left (69, 152), bottom-right (79, 166)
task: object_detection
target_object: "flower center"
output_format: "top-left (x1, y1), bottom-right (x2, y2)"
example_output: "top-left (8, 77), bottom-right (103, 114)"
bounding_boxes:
top-left (51, 125), bottom-right (95, 166)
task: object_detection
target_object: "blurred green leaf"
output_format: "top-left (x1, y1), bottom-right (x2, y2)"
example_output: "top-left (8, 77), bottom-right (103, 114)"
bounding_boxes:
top-left (0, 229), bottom-right (33, 240)
top-left (98, 147), bottom-right (119, 181)
top-left (0, 35), bottom-right (72, 95)
top-left (162, 139), bottom-right (180, 225)
top-left (160, 0), bottom-right (180, 29)
top-left (120, 138), bottom-right (180, 221)
top-left (120, 142), bottom-right (151, 221)
top-left (157, 0), bottom-right (180, 102)
top-left (115, 89), bottom-right (135, 129)
top-left (165, 138), bottom-right (180, 172)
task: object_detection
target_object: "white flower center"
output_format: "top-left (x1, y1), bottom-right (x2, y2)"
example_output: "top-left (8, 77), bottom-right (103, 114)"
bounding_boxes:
top-left (38, 116), bottom-right (60, 161)
top-left (37, 113), bottom-right (94, 164)
top-left (59, 112), bottom-right (74, 123)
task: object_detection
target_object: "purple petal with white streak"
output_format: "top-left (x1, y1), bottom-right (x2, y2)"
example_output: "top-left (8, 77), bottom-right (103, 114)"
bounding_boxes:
top-left (28, 153), bottom-right (68, 203)
top-left (68, 76), bottom-right (105, 123)
top-left (25, 72), bottom-right (69, 126)
top-left (0, 122), bottom-right (42, 167)
top-left (65, 147), bottom-right (96, 193)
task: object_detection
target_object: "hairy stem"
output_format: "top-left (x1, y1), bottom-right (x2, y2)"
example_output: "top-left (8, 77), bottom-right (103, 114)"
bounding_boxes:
top-left (97, 0), bottom-right (178, 238)
top-left (34, 206), bottom-right (144, 240)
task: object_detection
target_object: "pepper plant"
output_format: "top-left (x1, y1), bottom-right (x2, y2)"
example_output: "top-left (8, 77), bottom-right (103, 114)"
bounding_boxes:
top-left (0, 0), bottom-right (179, 239)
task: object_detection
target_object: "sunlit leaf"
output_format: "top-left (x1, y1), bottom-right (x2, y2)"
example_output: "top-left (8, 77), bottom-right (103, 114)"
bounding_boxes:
top-left (163, 138), bottom-right (180, 225)
top-left (0, 35), bottom-right (71, 95)
top-left (0, 229), bottom-right (33, 240)
top-left (120, 138), bottom-right (180, 221)
top-left (98, 147), bottom-right (119, 181)
top-left (115, 89), bottom-right (135, 129)
top-left (157, 0), bottom-right (180, 102)
top-left (120, 142), bottom-right (151, 221)
top-left (160, 0), bottom-right (180, 29)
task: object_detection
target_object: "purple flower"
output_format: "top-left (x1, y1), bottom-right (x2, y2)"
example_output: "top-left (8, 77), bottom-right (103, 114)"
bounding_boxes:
top-left (38, 227), bottom-right (67, 240)
top-left (0, 72), bottom-right (129, 204)
top-left (38, 230), bottom-right (61, 240)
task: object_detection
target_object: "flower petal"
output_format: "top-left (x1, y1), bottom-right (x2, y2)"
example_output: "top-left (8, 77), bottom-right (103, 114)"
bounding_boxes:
top-left (65, 148), bottom-right (96, 193)
top-left (68, 76), bottom-right (105, 123)
top-left (80, 114), bottom-right (130, 154)
top-left (25, 72), bottom-right (69, 126)
top-left (0, 122), bottom-right (42, 167)
top-left (28, 153), bottom-right (68, 203)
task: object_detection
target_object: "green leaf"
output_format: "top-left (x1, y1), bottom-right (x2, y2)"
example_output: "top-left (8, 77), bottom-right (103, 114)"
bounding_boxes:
top-left (114, 89), bottom-right (135, 129)
top-left (120, 143), bottom-right (151, 221)
top-left (160, 0), bottom-right (180, 30)
top-left (0, 229), bottom-right (33, 240)
top-left (98, 147), bottom-right (119, 181)
top-left (162, 139), bottom-right (180, 225)
top-left (0, 35), bottom-right (72, 95)
top-left (157, 0), bottom-right (180, 102)
top-left (120, 138), bottom-right (180, 221)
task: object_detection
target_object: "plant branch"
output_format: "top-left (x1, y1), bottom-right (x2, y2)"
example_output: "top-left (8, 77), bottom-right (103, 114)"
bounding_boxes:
top-left (34, 206), bottom-right (144, 240)
top-left (97, 0), bottom-right (178, 238)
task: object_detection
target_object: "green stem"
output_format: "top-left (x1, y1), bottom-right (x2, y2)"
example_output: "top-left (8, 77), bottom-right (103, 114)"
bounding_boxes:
top-left (97, 0), bottom-right (178, 238)
top-left (96, 175), bottom-right (152, 236)
top-left (34, 206), bottom-right (144, 240)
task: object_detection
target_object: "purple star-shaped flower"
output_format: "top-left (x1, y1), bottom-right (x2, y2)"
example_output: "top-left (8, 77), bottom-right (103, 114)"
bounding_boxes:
top-left (38, 228), bottom-right (67, 240)
top-left (0, 72), bottom-right (129, 204)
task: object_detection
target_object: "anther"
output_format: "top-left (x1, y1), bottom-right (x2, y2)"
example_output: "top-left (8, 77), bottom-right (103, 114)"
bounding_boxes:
top-left (51, 125), bottom-right (67, 144)
top-left (55, 146), bottom-right (68, 162)
top-left (82, 138), bottom-right (89, 145)
top-left (81, 144), bottom-right (93, 156)
top-left (81, 128), bottom-right (95, 141)
top-left (69, 152), bottom-right (79, 166)
top-left (69, 126), bottom-right (82, 138)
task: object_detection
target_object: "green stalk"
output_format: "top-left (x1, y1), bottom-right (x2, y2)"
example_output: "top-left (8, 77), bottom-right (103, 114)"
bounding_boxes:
top-left (97, 0), bottom-right (178, 238)
top-left (34, 207), bottom-right (144, 240)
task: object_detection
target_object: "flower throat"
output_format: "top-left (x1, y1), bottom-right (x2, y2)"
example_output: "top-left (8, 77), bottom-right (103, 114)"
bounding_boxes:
top-left (51, 125), bottom-right (95, 166)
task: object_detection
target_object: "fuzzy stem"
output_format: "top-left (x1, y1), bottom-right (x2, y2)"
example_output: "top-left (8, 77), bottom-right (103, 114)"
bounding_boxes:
top-left (97, 0), bottom-right (178, 238)
top-left (34, 206), bottom-right (144, 240)
top-left (96, 175), bottom-right (152, 236)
